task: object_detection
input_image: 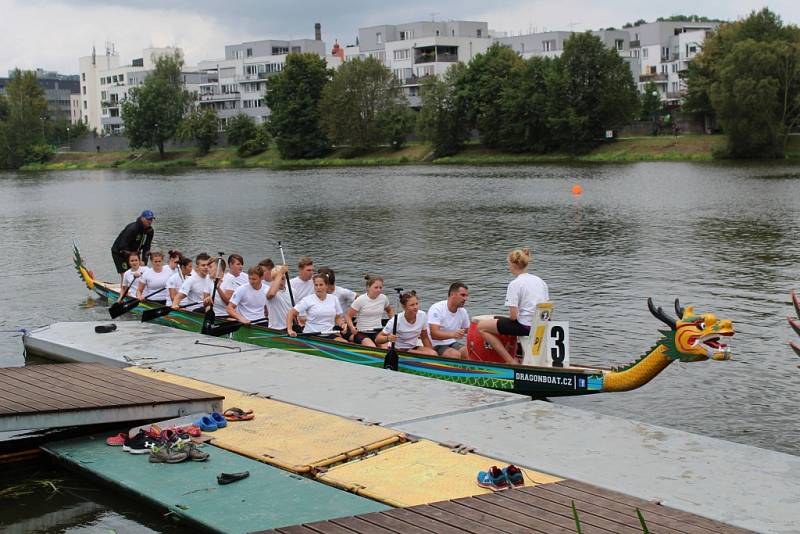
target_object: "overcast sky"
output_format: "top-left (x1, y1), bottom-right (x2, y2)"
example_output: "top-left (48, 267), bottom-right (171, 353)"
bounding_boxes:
top-left (2, 0), bottom-right (798, 75)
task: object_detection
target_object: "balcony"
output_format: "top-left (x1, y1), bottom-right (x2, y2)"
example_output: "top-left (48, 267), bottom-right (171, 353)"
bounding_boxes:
top-left (199, 92), bottom-right (240, 101)
top-left (414, 45), bottom-right (458, 64)
top-left (666, 92), bottom-right (683, 100)
top-left (639, 73), bottom-right (668, 82)
top-left (629, 40), bottom-right (640, 48)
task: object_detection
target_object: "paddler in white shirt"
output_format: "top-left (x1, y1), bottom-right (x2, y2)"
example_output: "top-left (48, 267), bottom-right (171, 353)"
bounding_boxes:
top-left (119, 252), bottom-right (149, 302)
top-left (172, 253), bottom-right (212, 312)
top-left (166, 256), bottom-right (192, 306)
top-left (289, 256), bottom-right (315, 302)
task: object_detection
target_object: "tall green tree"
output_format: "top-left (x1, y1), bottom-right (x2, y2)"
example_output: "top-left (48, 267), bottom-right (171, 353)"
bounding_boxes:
top-left (417, 63), bottom-right (471, 157)
top-left (0, 69), bottom-right (49, 169)
top-left (177, 107), bottom-right (219, 155)
top-left (639, 82), bottom-right (662, 120)
top-left (320, 57), bottom-right (408, 154)
top-left (376, 105), bottom-right (416, 149)
top-left (121, 52), bottom-right (191, 158)
top-left (265, 53), bottom-right (330, 159)
top-left (497, 56), bottom-right (553, 152)
top-left (686, 8), bottom-right (800, 157)
top-left (460, 43), bottom-right (525, 148)
top-left (225, 113), bottom-right (258, 146)
top-left (547, 33), bottom-right (638, 153)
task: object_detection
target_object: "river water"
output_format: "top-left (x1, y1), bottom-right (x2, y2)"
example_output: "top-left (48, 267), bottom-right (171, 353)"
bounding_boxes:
top-left (0, 163), bottom-right (798, 531)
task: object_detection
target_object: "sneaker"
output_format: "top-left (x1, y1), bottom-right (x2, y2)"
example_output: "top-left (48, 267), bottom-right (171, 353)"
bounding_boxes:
top-left (174, 440), bottom-right (210, 462)
top-left (148, 441), bottom-right (188, 463)
top-left (123, 430), bottom-right (158, 454)
top-left (477, 466), bottom-right (509, 490)
top-left (106, 432), bottom-right (126, 446)
top-left (503, 465), bottom-right (524, 487)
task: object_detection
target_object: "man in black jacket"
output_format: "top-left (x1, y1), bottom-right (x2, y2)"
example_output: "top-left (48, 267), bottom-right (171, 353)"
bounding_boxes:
top-left (111, 210), bottom-right (155, 285)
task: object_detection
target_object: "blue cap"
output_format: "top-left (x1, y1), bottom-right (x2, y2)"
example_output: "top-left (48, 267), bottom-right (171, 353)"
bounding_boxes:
top-left (140, 209), bottom-right (155, 220)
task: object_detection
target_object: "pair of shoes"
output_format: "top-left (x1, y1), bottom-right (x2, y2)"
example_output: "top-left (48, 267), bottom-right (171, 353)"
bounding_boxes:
top-left (223, 407), bottom-right (255, 421)
top-left (122, 430), bottom-right (159, 455)
top-left (476, 465), bottom-right (525, 490)
top-left (173, 440), bottom-right (210, 461)
top-left (106, 432), bottom-right (127, 446)
top-left (148, 440), bottom-right (188, 463)
top-left (194, 412), bottom-right (228, 432)
top-left (217, 471), bottom-right (249, 485)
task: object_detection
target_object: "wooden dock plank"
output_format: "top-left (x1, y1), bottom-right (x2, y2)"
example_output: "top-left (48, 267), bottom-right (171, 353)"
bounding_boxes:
top-left (0, 374), bottom-right (92, 409)
top-left (425, 500), bottom-right (540, 534)
top-left (3, 369), bottom-right (123, 408)
top-left (33, 365), bottom-right (184, 404)
top-left (459, 495), bottom-right (586, 534)
top-left (354, 511), bottom-right (436, 534)
top-left (329, 516), bottom-right (397, 533)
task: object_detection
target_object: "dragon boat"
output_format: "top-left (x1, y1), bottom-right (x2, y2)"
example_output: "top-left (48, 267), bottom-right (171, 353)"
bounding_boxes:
top-left (73, 246), bottom-right (735, 397)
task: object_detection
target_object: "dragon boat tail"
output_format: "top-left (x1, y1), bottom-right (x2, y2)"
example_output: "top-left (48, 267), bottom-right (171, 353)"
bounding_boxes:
top-left (73, 245), bottom-right (735, 397)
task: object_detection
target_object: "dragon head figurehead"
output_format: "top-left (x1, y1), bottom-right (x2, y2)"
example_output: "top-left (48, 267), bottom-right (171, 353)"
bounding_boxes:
top-left (648, 298), bottom-right (734, 362)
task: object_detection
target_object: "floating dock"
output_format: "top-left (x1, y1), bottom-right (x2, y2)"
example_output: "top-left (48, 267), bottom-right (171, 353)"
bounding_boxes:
top-left (23, 321), bottom-right (799, 533)
top-left (0, 363), bottom-right (222, 432)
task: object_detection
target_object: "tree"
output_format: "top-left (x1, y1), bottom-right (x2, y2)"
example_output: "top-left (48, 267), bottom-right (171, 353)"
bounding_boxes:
top-left (417, 63), bottom-right (471, 157)
top-left (376, 105), bottom-right (416, 149)
top-left (497, 56), bottom-right (553, 152)
top-left (0, 69), bottom-right (48, 169)
top-left (237, 123), bottom-right (271, 157)
top-left (460, 43), bottom-right (525, 148)
top-left (177, 107), bottom-right (219, 155)
top-left (686, 8), bottom-right (800, 157)
top-left (639, 81), bottom-right (662, 120)
top-left (265, 53), bottom-right (330, 159)
top-left (121, 52), bottom-right (191, 158)
top-left (547, 33), bottom-right (638, 153)
top-left (225, 113), bottom-right (258, 146)
top-left (320, 57), bottom-right (407, 154)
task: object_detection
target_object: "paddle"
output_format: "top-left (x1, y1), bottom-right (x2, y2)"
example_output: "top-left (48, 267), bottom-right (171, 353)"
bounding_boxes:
top-left (206, 316), bottom-right (269, 337)
top-left (141, 301), bottom-right (197, 322)
top-left (108, 277), bottom-right (138, 318)
top-left (109, 286), bottom-right (168, 319)
top-left (278, 241), bottom-right (295, 307)
top-left (383, 287), bottom-right (403, 371)
top-left (201, 253), bottom-right (225, 335)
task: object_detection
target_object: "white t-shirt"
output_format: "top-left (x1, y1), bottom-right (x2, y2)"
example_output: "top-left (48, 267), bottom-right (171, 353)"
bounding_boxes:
top-left (504, 272), bottom-right (549, 327)
top-left (138, 268), bottom-right (171, 301)
top-left (350, 293), bottom-right (389, 331)
top-left (290, 276), bottom-right (315, 303)
top-left (266, 289), bottom-right (293, 330)
top-left (212, 272), bottom-right (249, 316)
top-left (178, 272), bottom-right (210, 311)
top-left (427, 300), bottom-right (470, 347)
top-left (121, 267), bottom-right (150, 298)
top-left (165, 270), bottom-right (185, 306)
top-left (382, 311), bottom-right (427, 350)
top-left (294, 294), bottom-right (342, 333)
top-left (230, 283), bottom-right (267, 322)
top-left (332, 286), bottom-right (357, 312)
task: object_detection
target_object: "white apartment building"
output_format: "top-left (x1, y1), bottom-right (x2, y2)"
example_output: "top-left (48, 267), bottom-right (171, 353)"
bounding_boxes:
top-left (70, 93), bottom-right (81, 125)
top-left (196, 34), bottom-right (326, 127)
top-left (626, 21), bottom-right (719, 104)
top-left (78, 46), bottom-right (207, 134)
top-left (357, 21), bottom-right (494, 106)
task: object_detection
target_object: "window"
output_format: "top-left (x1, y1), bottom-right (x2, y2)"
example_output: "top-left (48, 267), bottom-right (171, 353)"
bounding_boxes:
top-left (633, 49), bottom-right (639, 58)
top-left (477, 29), bottom-right (482, 37)
top-left (417, 65), bottom-right (434, 77)
top-left (543, 40), bottom-right (556, 52)
top-left (82, 86), bottom-right (86, 95)
top-left (272, 47), bottom-right (289, 55)
top-left (393, 49), bottom-right (410, 60)
top-left (436, 30), bottom-right (440, 36)
top-left (451, 29), bottom-right (455, 36)
top-left (671, 63), bottom-right (678, 73)
top-left (112, 75), bottom-right (118, 83)
top-left (235, 50), bottom-right (244, 59)
top-left (671, 82), bottom-right (679, 92)
top-left (246, 48), bottom-right (253, 57)
top-left (83, 100), bottom-right (87, 109)
top-left (376, 32), bottom-right (383, 44)
top-left (291, 46), bottom-right (301, 53)
top-left (520, 42), bottom-right (525, 53)
top-left (661, 64), bottom-right (668, 74)
top-left (615, 39), bottom-right (624, 51)
top-left (642, 48), bottom-right (648, 58)
top-left (101, 91), bottom-right (107, 100)
top-left (399, 30), bottom-right (413, 40)
top-left (661, 46), bottom-right (670, 59)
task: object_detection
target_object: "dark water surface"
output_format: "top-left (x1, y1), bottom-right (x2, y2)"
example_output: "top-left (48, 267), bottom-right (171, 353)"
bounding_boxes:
top-left (1, 163), bottom-right (799, 530)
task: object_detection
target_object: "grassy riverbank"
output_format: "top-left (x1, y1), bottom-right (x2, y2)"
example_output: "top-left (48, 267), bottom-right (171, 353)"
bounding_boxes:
top-left (21, 135), bottom-right (800, 171)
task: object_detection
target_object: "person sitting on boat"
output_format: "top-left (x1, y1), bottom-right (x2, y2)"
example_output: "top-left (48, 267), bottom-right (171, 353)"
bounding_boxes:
top-left (346, 275), bottom-right (393, 348)
top-left (205, 257), bottom-right (227, 313)
top-left (212, 254), bottom-right (247, 318)
top-left (287, 273), bottom-right (347, 341)
top-left (136, 251), bottom-right (171, 304)
top-left (166, 249), bottom-right (182, 274)
top-left (226, 266), bottom-right (268, 325)
top-left (476, 247), bottom-right (549, 364)
top-left (119, 252), bottom-right (150, 302)
top-left (266, 265), bottom-right (293, 330)
top-left (258, 258), bottom-right (275, 283)
top-left (289, 256), bottom-right (315, 302)
top-left (318, 267), bottom-right (357, 313)
top-left (111, 210), bottom-right (155, 288)
top-left (166, 256), bottom-right (192, 307)
top-left (427, 282), bottom-right (470, 359)
top-left (375, 291), bottom-right (437, 356)
top-left (172, 253), bottom-right (211, 312)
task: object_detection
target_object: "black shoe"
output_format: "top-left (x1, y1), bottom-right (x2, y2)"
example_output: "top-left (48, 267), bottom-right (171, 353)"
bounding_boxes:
top-left (217, 471), bottom-right (249, 485)
top-left (122, 430), bottom-right (157, 454)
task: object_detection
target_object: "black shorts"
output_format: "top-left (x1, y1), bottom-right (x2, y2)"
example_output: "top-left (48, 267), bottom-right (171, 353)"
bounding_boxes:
top-left (496, 317), bottom-right (531, 337)
top-left (112, 252), bottom-right (128, 274)
top-left (352, 330), bottom-right (379, 344)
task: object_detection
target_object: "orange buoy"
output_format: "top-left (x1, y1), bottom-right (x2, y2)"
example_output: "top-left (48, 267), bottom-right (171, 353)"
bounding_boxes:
top-left (571, 184), bottom-right (583, 195)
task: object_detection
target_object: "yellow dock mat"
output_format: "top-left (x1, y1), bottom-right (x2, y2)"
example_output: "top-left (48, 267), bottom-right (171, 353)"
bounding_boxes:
top-left (125, 368), bottom-right (404, 473)
top-left (316, 439), bottom-right (562, 507)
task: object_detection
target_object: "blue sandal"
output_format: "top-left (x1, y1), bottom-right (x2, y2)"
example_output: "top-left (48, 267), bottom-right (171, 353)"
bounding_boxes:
top-left (209, 411), bottom-right (227, 428)
top-left (195, 415), bottom-right (218, 432)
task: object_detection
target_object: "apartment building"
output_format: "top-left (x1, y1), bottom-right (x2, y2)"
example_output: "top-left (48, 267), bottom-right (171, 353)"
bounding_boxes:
top-left (78, 45), bottom-right (207, 134)
top-left (0, 69), bottom-right (80, 123)
top-left (626, 21), bottom-right (719, 104)
top-left (357, 20), bottom-right (494, 106)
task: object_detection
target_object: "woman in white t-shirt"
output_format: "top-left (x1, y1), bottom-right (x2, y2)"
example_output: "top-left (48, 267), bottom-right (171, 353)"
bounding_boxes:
top-left (477, 247), bottom-right (549, 364)
top-left (166, 256), bottom-right (193, 306)
top-left (119, 252), bottom-right (149, 302)
top-left (375, 291), bottom-right (436, 356)
top-left (287, 274), bottom-right (347, 341)
top-left (346, 275), bottom-right (394, 347)
top-left (136, 251), bottom-right (171, 304)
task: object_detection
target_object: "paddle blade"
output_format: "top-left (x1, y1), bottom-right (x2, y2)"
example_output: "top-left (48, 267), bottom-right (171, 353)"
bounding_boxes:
top-left (383, 345), bottom-right (399, 371)
top-left (791, 341), bottom-right (800, 358)
top-left (792, 290), bottom-right (799, 318)
top-left (790, 317), bottom-right (800, 338)
top-left (109, 299), bottom-right (140, 319)
top-left (201, 310), bottom-right (216, 335)
top-left (206, 322), bottom-right (242, 337)
top-left (141, 306), bottom-right (173, 322)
